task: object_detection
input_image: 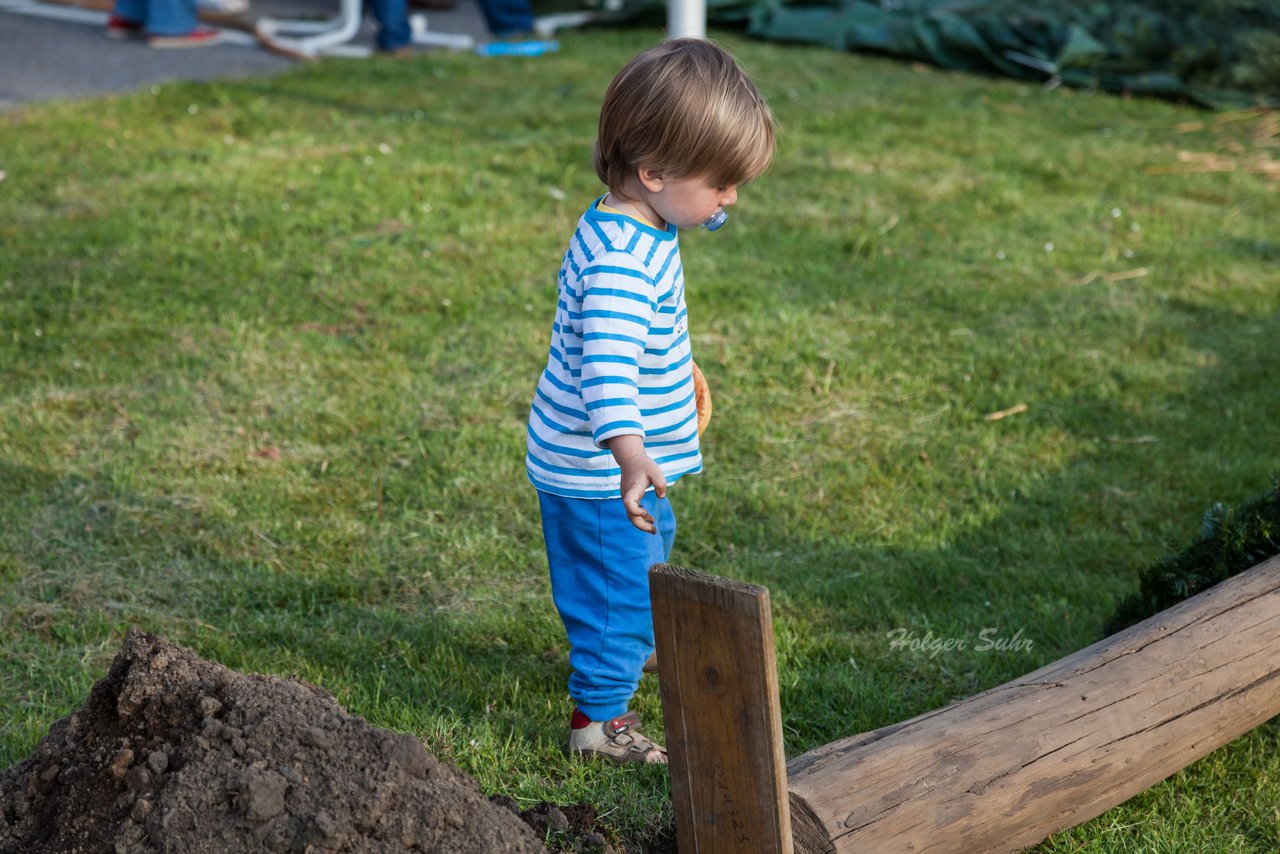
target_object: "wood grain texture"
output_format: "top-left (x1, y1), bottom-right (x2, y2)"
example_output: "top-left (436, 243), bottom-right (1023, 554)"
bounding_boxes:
top-left (650, 564), bottom-right (792, 854)
top-left (788, 555), bottom-right (1280, 854)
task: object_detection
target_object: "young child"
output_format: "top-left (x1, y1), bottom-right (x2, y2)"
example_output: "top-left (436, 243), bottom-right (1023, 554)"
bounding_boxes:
top-left (526, 38), bottom-right (776, 764)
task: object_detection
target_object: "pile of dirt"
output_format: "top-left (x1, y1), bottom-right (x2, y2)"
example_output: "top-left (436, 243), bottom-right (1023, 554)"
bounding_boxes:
top-left (492, 799), bottom-right (672, 854)
top-left (0, 629), bottom-right (547, 853)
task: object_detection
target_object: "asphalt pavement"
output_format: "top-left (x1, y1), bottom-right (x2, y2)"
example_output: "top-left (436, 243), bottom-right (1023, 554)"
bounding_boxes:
top-left (0, 0), bottom-right (493, 111)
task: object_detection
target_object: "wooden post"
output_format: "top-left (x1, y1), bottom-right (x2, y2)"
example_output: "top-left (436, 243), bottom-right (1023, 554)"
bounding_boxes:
top-left (787, 554), bottom-right (1280, 854)
top-left (650, 564), bottom-right (792, 854)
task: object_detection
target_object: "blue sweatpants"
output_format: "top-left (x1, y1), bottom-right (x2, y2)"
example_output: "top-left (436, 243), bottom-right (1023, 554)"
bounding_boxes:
top-left (538, 489), bottom-right (676, 721)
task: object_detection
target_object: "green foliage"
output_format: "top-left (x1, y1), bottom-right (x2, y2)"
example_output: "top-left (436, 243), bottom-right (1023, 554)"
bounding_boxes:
top-left (1104, 480), bottom-right (1280, 635)
top-left (1056, 0), bottom-right (1280, 100)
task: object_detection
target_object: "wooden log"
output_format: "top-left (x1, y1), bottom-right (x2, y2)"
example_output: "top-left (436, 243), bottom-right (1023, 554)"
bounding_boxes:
top-left (788, 554), bottom-right (1280, 854)
top-left (650, 564), bottom-right (792, 853)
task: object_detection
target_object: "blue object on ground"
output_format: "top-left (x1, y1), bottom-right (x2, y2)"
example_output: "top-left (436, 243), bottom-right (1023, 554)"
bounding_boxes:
top-left (474, 39), bottom-right (558, 56)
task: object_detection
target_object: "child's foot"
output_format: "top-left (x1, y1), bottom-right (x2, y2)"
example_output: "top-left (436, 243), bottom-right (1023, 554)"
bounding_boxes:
top-left (147, 26), bottom-right (222, 48)
top-left (567, 710), bottom-right (667, 764)
top-left (104, 14), bottom-right (145, 39)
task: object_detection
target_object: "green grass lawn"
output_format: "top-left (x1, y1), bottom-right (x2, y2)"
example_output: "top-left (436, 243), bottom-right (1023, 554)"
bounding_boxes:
top-left (2, 29), bottom-right (1278, 851)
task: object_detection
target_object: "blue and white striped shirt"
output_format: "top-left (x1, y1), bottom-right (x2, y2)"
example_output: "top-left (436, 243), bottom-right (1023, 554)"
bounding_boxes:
top-left (526, 199), bottom-right (702, 499)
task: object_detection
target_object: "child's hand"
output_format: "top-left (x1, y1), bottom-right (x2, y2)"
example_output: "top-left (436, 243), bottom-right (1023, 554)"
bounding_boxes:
top-left (608, 435), bottom-right (667, 534)
top-left (619, 453), bottom-right (667, 533)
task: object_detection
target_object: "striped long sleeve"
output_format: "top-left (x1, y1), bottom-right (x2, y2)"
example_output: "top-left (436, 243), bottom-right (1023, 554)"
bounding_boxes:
top-left (580, 255), bottom-right (656, 447)
top-left (526, 200), bottom-right (702, 499)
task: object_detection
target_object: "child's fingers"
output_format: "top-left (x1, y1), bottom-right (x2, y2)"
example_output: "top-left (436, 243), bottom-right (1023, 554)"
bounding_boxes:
top-left (623, 493), bottom-right (657, 534)
top-left (627, 507), bottom-right (656, 533)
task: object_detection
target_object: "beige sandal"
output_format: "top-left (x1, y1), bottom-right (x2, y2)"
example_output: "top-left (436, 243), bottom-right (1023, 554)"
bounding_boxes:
top-left (567, 711), bottom-right (668, 764)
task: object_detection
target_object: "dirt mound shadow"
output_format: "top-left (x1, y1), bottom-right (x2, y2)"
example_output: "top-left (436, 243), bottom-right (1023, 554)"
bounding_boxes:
top-left (0, 629), bottom-right (547, 853)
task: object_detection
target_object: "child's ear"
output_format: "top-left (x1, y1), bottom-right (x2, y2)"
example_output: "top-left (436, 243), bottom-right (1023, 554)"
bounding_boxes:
top-left (637, 165), bottom-right (665, 193)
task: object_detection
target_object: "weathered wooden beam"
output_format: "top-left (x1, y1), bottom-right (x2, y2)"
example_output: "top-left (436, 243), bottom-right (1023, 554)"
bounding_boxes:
top-left (787, 554), bottom-right (1280, 854)
top-left (650, 564), bottom-right (792, 854)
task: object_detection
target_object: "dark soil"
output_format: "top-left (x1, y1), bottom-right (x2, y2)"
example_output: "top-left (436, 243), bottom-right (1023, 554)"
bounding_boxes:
top-left (495, 798), bottom-right (675, 854)
top-left (0, 629), bottom-right (547, 853)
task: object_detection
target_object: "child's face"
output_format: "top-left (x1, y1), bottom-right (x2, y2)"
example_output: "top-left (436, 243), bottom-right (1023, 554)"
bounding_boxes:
top-left (641, 172), bottom-right (739, 230)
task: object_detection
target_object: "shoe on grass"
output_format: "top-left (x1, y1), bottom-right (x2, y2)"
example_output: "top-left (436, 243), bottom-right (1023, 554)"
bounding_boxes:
top-left (105, 14), bottom-right (144, 39)
top-left (567, 710), bottom-right (667, 764)
top-left (148, 26), bottom-right (222, 47)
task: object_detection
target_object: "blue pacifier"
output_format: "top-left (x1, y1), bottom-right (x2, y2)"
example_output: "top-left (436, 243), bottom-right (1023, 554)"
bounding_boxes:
top-left (702, 208), bottom-right (728, 231)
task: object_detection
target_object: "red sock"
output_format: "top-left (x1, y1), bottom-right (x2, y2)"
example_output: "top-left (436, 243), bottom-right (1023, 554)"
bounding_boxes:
top-left (570, 708), bottom-right (593, 730)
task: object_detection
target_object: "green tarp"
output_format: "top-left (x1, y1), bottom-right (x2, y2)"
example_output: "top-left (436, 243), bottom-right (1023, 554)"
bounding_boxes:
top-left (616, 0), bottom-right (1280, 109)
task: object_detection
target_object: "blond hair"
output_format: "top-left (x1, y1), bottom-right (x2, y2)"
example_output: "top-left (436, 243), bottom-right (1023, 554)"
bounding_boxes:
top-left (594, 38), bottom-right (776, 197)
